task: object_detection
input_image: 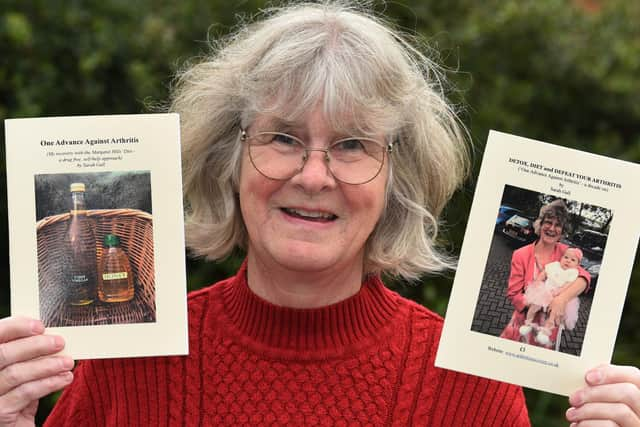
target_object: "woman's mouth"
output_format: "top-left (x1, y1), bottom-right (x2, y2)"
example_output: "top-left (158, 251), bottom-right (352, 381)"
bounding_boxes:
top-left (281, 207), bottom-right (338, 222)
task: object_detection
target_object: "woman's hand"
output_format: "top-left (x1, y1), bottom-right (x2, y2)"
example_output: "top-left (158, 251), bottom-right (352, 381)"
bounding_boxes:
top-left (549, 276), bottom-right (587, 326)
top-left (548, 293), bottom-right (567, 326)
top-left (567, 364), bottom-right (640, 426)
top-left (0, 316), bottom-right (74, 427)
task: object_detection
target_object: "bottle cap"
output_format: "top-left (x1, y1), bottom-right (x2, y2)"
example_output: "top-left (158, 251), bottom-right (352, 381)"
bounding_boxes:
top-left (103, 234), bottom-right (121, 247)
top-left (70, 182), bottom-right (85, 192)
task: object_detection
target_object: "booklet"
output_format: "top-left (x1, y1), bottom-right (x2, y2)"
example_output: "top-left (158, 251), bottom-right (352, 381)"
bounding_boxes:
top-left (5, 114), bottom-right (188, 359)
top-left (435, 130), bottom-right (639, 396)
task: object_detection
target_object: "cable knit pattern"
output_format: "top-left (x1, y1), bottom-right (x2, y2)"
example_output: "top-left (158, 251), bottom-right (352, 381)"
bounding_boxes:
top-left (45, 264), bottom-right (530, 426)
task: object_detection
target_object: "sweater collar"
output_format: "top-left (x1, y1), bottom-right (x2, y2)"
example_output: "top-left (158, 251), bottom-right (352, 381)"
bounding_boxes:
top-left (218, 261), bottom-right (400, 353)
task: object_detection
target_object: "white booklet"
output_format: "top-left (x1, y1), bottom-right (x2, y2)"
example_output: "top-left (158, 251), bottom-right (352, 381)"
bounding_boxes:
top-left (5, 114), bottom-right (188, 359)
top-left (436, 130), bottom-right (639, 396)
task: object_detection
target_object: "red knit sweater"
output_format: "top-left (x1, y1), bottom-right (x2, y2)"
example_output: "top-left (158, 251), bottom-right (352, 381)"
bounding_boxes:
top-left (46, 266), bottom-right (530, 426)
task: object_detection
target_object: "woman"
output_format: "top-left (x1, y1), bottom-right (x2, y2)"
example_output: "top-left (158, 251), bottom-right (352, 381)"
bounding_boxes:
top-left (500, 199), bottom-right (590, 348)
top-left (1, 3), bottom-right (638, 426)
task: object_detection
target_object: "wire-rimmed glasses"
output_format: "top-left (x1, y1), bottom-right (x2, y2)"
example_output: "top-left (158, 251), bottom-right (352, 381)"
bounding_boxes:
top-left (241, 130), bottom-right (393, 185)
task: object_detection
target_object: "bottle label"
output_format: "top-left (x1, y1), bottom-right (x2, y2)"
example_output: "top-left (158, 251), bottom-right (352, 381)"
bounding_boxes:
top-left (102, 272), bottom-right (128, 280)
top-left (71, 274), bottom-right (88, 283)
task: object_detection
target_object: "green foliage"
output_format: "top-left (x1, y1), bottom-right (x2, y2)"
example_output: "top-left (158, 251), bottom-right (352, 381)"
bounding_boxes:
top-left (1, 1), bottom-right (638, 425)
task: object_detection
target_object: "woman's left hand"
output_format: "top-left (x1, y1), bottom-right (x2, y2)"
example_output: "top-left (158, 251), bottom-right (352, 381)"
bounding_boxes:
top-left (548, 294), bottom-right (567, 326)
top-left (567, 364), bottom-right (640, 426)
top-left (550, 276), bottom-right (588, 327)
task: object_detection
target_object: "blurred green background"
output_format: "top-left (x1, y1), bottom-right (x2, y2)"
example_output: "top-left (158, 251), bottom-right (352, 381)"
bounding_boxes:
top-left (1, 0), bottom-right (638, 425)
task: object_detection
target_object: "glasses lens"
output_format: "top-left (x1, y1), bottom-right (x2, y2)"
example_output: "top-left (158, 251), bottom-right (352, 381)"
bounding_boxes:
top-left (247, 132), bottom-right (304, 180)
top-left (246, 132), bottom-right (387, 184)
top-left (329, 138), bottom-right (385, 184)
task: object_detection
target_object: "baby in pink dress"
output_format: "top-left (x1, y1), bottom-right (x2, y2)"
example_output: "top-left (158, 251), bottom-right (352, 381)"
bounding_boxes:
top-left (519, 247), bottom-right (583, 346)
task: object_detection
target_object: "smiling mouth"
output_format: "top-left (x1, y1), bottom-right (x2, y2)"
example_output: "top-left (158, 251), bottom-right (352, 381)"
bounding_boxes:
top-left (281, 207), bottom-right (338, 222)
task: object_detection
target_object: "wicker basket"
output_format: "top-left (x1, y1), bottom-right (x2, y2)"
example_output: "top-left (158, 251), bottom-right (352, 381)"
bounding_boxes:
top-left (36, 209), bottom-right (156, 327)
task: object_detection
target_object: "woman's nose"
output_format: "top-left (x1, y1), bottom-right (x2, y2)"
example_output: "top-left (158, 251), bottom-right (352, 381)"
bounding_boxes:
top-left (290, 149), bottom-right (337, 192)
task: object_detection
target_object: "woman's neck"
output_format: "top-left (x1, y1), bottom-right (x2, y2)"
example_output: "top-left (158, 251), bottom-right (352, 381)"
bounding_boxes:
top-left (246, 252), bottom-right (364, 309)
top-left (534, 239), bottom-right (556, 263)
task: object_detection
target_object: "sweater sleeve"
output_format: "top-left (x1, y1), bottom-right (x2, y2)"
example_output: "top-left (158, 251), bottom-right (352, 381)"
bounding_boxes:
top-left (426, 365), bottom-right (531, 426)
top-left (45, 354), bottom-right (183, 427)
top-left (404, 307), bottom-right (531, 426)
top-left (44, 360), bottom-right (100, 427)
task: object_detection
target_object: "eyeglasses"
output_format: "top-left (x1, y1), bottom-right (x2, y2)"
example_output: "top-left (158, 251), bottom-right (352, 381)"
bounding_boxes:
top-left (241, 130), bottom-right (393, 185)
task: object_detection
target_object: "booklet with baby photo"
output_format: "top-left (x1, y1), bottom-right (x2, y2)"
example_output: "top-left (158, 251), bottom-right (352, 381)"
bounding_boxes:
top-left (435, 130), bottom-right (640, 396)
top-left (5, 114), bottom-right (188, 359)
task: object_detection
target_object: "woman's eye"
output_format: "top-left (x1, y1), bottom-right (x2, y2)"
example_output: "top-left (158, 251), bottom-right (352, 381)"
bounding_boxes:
top-left (272, 133), bottom-right (299, 146)
top-left (334, 139), bottom-right (366, 152)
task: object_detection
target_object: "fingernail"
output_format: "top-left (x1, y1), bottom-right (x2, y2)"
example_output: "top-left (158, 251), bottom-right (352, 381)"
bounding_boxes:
top-left (586, 370), bottom-right (602, 384)
top-left (569, 391), bottom-right (582, 406)
top-left (60, 357), bottom-right (74, 369)
top-left (52, 335), bottom-right (65, 350)
top-left (566, 407), bottom-right (576, 421)
top-left (59, 371), bottom-right (74, 383)
top-left (31, 320), bottom-right (44, 334)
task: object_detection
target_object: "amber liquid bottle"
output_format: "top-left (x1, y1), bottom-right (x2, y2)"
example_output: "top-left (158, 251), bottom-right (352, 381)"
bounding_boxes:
top-left (64, 183), bottom-right (97, 305)
top-left (98, 234), bottom-right (134, 302)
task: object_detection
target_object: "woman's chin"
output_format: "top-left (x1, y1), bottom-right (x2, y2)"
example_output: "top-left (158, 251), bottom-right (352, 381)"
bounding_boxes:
top-left (540, 234), bottom-right (560, 245)
top-left (259, 241), bottom-right (362, 275)
top-left (276, 249), bottom-right (345, 273)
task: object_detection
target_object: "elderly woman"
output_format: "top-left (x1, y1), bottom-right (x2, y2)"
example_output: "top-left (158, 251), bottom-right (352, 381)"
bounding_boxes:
top-left (500, 199), bottom-right (591, 348)
top-left (1, 3), bottom-right (639, 426)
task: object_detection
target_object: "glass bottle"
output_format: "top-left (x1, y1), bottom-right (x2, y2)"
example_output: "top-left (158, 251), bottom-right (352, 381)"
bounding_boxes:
top-left (64, 182), bottom-right (97, 305)
top-left (98, 234), bottom-right (134, 302)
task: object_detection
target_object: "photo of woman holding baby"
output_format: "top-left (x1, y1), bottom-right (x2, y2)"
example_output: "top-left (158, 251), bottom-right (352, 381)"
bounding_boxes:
top-left (500, 199), bottom-right (591, 349)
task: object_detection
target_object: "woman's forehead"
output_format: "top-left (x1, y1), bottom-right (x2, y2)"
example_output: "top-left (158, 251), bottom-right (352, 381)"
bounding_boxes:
top-left (249, 108), bottom-right (383, 137)
top-left (543, 214), bottom-right (563, 222)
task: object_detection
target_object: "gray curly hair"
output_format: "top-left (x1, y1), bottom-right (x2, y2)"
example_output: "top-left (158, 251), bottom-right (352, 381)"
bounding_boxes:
top-left (172, 1), bottom-right (470, 280)
top-left (533, 199), bottom-right (571, 236)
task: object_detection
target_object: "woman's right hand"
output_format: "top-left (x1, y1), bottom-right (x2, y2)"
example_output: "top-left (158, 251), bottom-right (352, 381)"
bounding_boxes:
top-left (0, 316), bottom-right (74, 427)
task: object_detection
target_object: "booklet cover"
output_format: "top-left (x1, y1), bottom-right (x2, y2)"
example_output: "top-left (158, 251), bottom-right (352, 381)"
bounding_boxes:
top-left (5, 114), bottom-right (188, 359)
top-left (435, 130), bottom-right (639, 396)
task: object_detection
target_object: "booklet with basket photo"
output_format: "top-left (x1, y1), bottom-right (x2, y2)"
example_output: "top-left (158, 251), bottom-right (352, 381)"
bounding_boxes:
top-left (435, 130), bottom-right (640, 396)
top-left (5, 113), bottom-right (188, 359)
